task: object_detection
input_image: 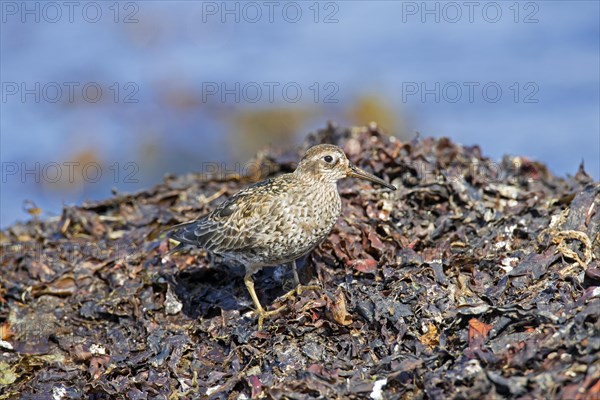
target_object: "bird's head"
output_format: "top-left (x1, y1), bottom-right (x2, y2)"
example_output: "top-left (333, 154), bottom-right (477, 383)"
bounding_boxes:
top-left (294, 144), bottom-right (396, 190)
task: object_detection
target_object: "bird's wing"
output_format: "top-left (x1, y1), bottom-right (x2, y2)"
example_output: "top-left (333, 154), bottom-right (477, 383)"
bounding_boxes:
top-left (167, 177), bottom-right (287, 253)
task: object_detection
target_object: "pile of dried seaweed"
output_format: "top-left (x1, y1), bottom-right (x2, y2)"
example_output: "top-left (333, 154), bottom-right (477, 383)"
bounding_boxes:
top-left (1, 124), bottom-right (599, 399)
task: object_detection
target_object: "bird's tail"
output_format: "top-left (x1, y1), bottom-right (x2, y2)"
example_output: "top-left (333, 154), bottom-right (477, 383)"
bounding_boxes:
top-left (161, 220), bottom-right (200, 256)
top-left (164, 242), bottom-right (188, 257)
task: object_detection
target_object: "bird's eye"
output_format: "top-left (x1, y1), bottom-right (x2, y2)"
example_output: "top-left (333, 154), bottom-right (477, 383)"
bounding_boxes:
top-left (323, 155), bottom-right (334, 163)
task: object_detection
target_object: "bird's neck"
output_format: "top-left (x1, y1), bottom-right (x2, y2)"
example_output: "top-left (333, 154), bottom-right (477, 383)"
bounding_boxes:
top-left (294, 172), bottom-right (337, 191)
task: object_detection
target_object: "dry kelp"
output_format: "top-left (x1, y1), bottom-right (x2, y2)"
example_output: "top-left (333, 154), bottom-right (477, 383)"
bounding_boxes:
top-left (1, 124), bottom-right (599, 399)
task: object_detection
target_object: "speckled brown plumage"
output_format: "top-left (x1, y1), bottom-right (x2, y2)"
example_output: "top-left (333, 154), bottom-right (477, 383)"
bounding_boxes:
top-left (167, 144), bottom-right (396, 329)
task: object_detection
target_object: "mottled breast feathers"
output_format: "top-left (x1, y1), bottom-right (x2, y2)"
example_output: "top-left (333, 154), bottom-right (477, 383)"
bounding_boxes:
top-left (167, 173), bottom-right (342, 266)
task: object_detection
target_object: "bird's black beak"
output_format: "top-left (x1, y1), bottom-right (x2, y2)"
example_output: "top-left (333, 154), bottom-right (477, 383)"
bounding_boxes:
top-left (347, 164), bottom-right (396, 190)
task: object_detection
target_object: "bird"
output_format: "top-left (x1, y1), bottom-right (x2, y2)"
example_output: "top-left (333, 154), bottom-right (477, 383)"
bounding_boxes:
top-left (166, 144), bottom-right (396, 329)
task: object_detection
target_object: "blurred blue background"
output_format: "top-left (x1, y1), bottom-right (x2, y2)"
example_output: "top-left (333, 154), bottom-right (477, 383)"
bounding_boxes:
top-left (1, 1), bottom-right (599, 228)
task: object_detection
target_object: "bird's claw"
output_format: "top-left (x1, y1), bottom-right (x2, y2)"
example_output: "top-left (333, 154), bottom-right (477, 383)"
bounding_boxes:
top-left (256, 305), bottom-right (287, 331)
top-left (277, 284), bottom-right (321, 302)
top-left (254, 285), bottom-right (320, 330)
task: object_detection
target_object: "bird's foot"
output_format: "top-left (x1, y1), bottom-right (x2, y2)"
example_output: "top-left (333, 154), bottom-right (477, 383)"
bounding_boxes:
top-left (277, 284), bottom-right (321, 303)
top-left (255, 305), bottom-right (287, 331)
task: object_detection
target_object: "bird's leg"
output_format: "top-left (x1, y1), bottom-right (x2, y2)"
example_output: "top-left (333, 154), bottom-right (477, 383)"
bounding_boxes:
top-left (291, 261), bottom-right (301, 288)
top-left (291, 260), bottom-right (321, 294)
top-left (244, 268), bottom-right (285, 330)
top-left (277, 261), bottom-right (321, 302)
top-left (206, 251), bottom-right (215, 268)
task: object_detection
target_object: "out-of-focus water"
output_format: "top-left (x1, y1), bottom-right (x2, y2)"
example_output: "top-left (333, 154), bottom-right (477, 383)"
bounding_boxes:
top-left (1, 1), bottom-right (599, 228)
